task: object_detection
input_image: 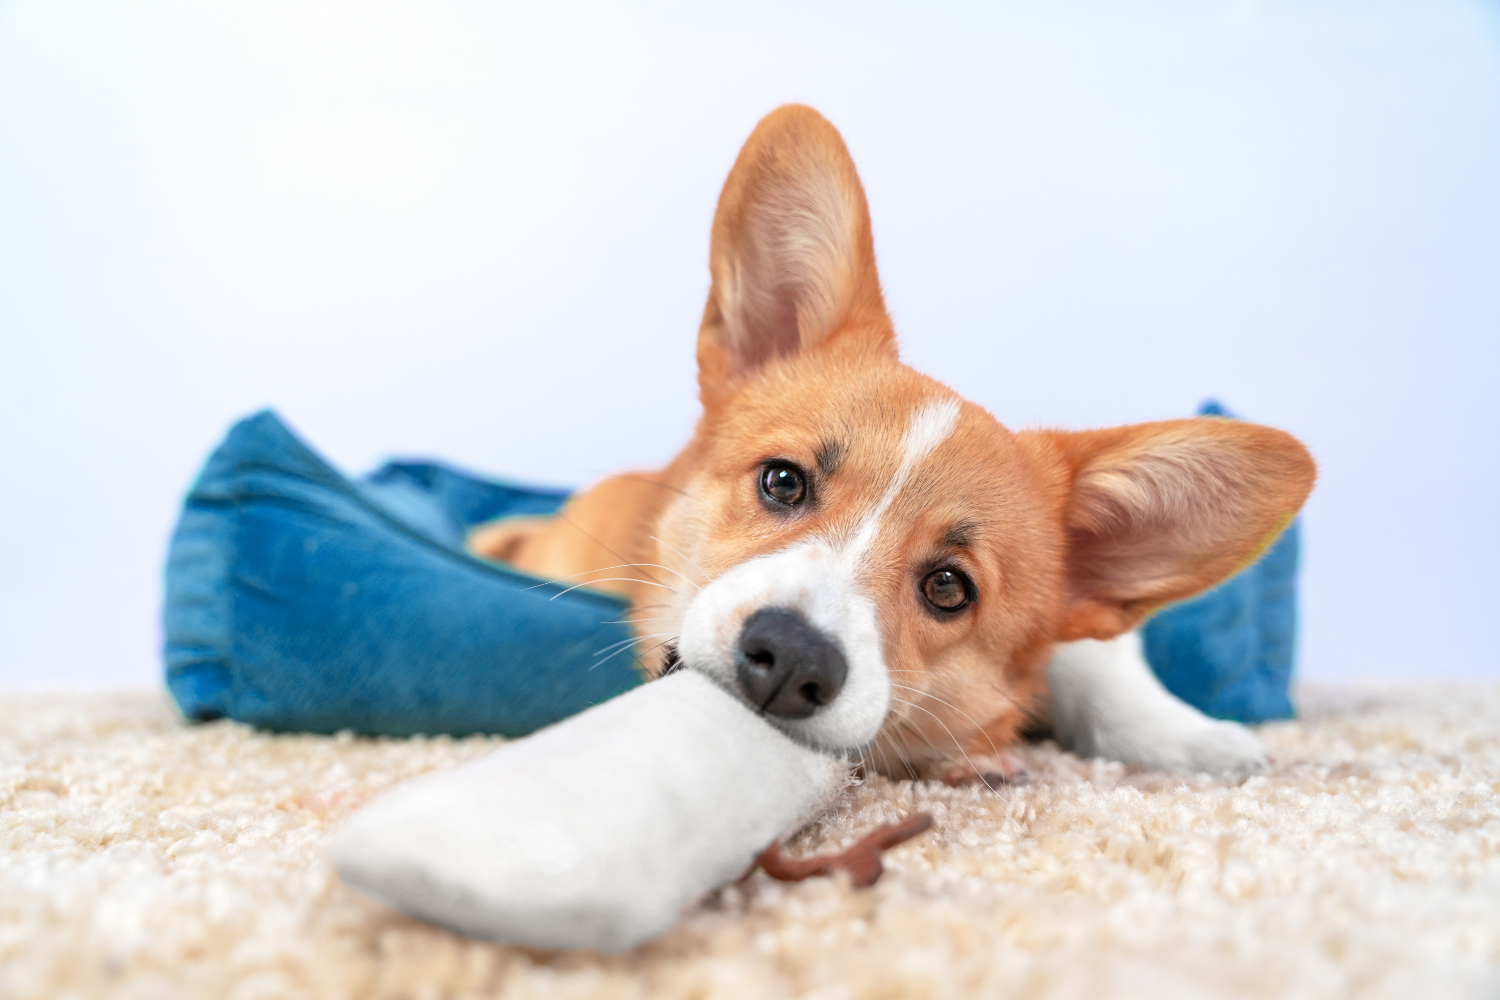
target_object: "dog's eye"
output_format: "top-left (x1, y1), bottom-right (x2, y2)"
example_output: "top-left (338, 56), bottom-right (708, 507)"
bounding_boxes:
top-left (922, 568), bottom-right (971, 611)
top-left (760, 464), bottom-right (806, 505)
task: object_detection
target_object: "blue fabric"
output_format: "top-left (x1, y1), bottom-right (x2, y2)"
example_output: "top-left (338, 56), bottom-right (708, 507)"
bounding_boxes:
top-left (1140, 400), bottom-right (1301, 722)
top-left (163, 411), bottom-right (642, 737)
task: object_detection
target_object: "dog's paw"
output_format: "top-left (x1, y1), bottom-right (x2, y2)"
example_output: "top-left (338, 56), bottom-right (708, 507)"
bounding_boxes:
top-left (1048, 632), bottom-right (1272, 780)
top-left (928, 752), bottom-right (1029, 790)
top-left (1174, 719), bottom-right (1270, 779)
top-left (1069, 709), bottom-right (1270, 779)
top-left (1104, 716), bottom-right (1269, 779)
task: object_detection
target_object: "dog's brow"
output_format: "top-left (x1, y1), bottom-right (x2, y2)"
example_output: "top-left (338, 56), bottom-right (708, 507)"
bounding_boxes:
top-left (943, 520), bottom-right (982, 549)
top-left (814, 438), bottom-right (847, 476)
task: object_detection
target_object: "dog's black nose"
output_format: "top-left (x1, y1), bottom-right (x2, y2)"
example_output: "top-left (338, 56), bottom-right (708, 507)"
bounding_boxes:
top-left (736, 607), bottom-right (848, 719)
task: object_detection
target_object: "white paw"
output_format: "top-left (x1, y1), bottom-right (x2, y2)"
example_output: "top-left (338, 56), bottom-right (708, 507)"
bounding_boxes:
top-left (1175, 719), bottom-right (1269, 779)
top-left (1048, 632), bottom-right (1272, 780)
top-left (1073, 713), bottom-right (1269, 779)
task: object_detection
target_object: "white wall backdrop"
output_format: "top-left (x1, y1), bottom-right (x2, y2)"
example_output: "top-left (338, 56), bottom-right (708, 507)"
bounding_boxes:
top-left (1, 0), bottom-right (1497, 690)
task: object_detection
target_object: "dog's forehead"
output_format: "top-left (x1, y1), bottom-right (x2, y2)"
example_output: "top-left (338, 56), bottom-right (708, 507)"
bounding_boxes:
top-left (721, 370), bottom-right (1025, 546)
top-left (733, 359), bottom-right (1006, 454)
top-left (749, 364), bottom-right (998, 456)
top-left (835, 397), bottom-right (1024, 544)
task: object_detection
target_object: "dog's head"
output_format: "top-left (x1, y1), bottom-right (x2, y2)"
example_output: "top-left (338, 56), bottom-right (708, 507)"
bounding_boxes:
top-left (658, 106), bottom-right (1314, 763)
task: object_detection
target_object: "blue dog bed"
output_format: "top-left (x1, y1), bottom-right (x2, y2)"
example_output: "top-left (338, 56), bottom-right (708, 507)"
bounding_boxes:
top-left (163, 404), bottom-right (1299, 737)
top-left (163, 411), bottom-right (641, 736)
top-left (1142, 520), bottom-right (1299, 722)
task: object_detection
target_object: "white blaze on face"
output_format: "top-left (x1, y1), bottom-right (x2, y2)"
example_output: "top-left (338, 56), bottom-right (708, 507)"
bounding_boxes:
top-left (678, 397), bottom-right (961, 752)
top-left (842, 398), bottom-right (962, 567)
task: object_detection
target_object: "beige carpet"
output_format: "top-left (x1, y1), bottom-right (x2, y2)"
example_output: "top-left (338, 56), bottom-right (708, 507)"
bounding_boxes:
top-left (2, 684), bottom-right (1497, 1000)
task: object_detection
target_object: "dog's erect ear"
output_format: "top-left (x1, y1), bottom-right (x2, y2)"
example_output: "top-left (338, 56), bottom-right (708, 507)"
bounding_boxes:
top-left (697, 105), bottom-right (895, 406)
top-left (1022, 420), bottom-right (1316, 642)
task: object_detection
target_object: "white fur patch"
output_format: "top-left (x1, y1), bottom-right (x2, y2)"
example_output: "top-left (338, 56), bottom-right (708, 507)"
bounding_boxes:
top-left (679, 395), bottom-right (962, 751)
top-left (1048, 631), bottom-right (1269, 778)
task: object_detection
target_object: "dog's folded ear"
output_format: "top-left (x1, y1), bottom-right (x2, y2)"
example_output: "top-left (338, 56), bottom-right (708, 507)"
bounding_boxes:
top-left (1022, 420), bottom-right (1317, 642)
top-left (697, 104), bottom-right (896, 406)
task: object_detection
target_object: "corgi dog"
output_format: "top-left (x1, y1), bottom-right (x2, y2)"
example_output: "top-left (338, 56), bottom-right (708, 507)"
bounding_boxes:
top-left (470, 105), bottom-right (1315, 784)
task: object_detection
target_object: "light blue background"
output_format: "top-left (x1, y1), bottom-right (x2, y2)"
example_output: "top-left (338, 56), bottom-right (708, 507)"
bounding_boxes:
top-left (2, 0), bottom-right (1497, 689)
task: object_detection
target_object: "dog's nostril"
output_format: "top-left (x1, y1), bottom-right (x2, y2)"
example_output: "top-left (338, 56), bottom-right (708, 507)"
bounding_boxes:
top-left (799, 681), bottom-right (830, 706)
top-left (735, 607), bottom-right (848, 720)
top-left (746, 648), bottom-right (775, 667)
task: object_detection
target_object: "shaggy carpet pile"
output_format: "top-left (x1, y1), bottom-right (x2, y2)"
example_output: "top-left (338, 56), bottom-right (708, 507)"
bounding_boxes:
top-left (2, 684), bottom-right (1497, 1000)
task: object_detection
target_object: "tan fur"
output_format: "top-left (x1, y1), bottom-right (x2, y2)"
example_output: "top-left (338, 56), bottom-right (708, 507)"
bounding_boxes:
top-left (468, 105), bottom-right (1316, 780)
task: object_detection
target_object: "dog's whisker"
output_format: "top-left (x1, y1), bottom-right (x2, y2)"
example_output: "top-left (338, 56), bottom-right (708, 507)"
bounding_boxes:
top-left (622, 562), bottom-right (703, 592)
top-left (548, 578), bottom-right (677, 601)
top-left (890, 715), bottom-right (929, 753)
top-left (890, 714), bottom-right (976, 782)
top-left (881, 664), bottom-right (1024, 729)
top-left (523, 563), bottom-right (671, 592)
top-left (648, 535), bottom-right (714, 585)
top-left (871, 731), bottom-right (918, 781)
top-left (888, 702), bottom-right (949, 752)
top-left (590, 635), bottom-right (667, 660)
top-left (610, 637), bottom-right (680, 674)
top-left (882, 667), bottom-right (1028, 719)
top-left (593, 632), bottom-right (677, 657)
top-left (892, 742), bottom-right (918, 782)
top-left (887, 683), bottom-right (1005, 763)
top-left (888, 696), bottom-right (992, 784)
top-left (555, 513), bottom-right (674, 594)
top-left (886, 724), bottom-right (927, 782)
top-left (528, 561), bottom-right (699, 596)
top-left (590, 634), bottom-right (680, 671)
